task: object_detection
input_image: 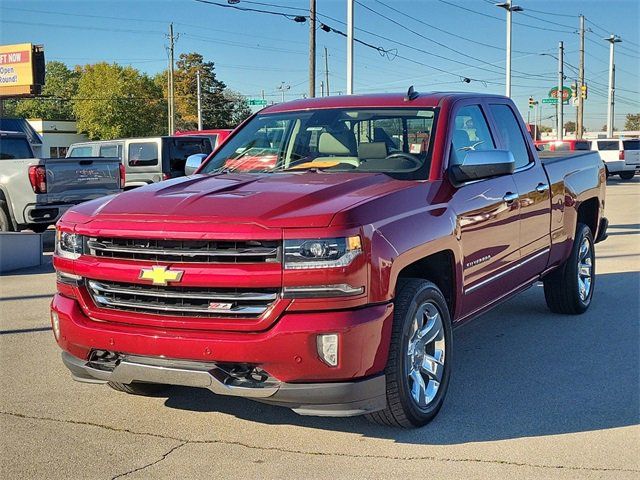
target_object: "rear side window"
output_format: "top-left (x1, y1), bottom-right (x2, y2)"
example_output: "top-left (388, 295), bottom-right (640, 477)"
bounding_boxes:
top-left (489, 104), bottom-right (531, 169)
top-left (0, 138), bottom-right (33, 159)
top-left (100, 144), bottom-right (122, 158)
top-left (168, 139), bottom-right (212, 173)
top-left (574, 141), bottom-right (591, 150)
top-left (128, 142), bottom-right (158, 166)
top-left (68, 146), bottom-right (93, 157)
top-left (449, 105), bottom-right (495, 167)
top-left (623, 140), bottom-right (640, 150)
top-left (597, 140), bottom-right (620, 150)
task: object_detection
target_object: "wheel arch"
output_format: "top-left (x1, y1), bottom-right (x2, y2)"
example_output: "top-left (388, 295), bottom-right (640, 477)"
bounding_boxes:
top-left (0, 186), bottom-right (18, 230)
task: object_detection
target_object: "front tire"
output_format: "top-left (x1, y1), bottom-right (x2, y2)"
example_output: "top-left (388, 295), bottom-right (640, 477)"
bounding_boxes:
top-left (366, 279), bottom-right (452, 428)
top-left (619, 171), bottom-right (635, 180)
top-left (543, 223), bottom-right (595, 314)
top-left (0, 202), bottom-right (14, 232)
top-left (107, 381), bottom-right (167, 396)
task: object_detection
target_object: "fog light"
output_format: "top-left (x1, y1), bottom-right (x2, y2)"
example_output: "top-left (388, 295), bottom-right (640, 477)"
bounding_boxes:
top-left (51, 311), bottom-right (60, 341)
top-left (317, 334), bottom-right (339, 367)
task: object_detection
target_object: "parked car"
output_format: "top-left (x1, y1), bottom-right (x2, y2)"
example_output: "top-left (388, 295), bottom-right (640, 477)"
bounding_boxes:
top-left (590, 138), bottom-right (640, 179)
top-left (52, 91), bottom-right (607, 428)
top-left (0, 131), bottom-right (123, 232)
top-left (175, 129), bottom-right (233, 151)
top-left (66, 136), bottom-right (213, 188)
top-left (534, 139), bottom-right (592, 152)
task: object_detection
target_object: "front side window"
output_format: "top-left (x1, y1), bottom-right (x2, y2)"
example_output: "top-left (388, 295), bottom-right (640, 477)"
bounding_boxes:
top-left (199, 108), bottom-right (436, 177)
top-left (489, 104), bottom-right (531, 169)
top-left (449, 105), bottom-right (495, 167)
top-left (128, 142), bottom-right (158, 167)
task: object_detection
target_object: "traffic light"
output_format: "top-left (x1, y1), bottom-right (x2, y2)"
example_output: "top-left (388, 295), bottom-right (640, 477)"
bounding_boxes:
top-left (571, 83), bottom-right (577, 98)
top-left (528, 96), bottom-right (535, 109)
top-left (580, 84), bottom-right (588, 100)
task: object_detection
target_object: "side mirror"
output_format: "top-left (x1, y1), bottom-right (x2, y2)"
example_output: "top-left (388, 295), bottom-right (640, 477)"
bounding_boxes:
top-left (185, 153), bottom-right (208, 176)
top-left (449, 149), bottom-right (515, 183)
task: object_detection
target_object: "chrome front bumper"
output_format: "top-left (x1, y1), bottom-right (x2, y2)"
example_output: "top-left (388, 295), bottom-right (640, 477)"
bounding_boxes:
top-left (62, 352), bottom-right (386, 417)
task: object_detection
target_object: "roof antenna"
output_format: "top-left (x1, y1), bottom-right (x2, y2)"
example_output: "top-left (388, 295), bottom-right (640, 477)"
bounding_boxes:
top-left (404, 85), bottom-right (419, 102)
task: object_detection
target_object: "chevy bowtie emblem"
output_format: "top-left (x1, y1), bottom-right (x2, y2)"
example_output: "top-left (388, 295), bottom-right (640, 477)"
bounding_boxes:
top-left (139, 266), bottom-right (184, 286)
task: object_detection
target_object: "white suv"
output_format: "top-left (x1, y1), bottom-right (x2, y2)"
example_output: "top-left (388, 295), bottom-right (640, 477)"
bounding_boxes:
top-left (591, 138), bottom-right (640, 180)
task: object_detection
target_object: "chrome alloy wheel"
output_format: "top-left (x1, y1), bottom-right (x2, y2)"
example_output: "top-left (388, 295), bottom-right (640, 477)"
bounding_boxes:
top-left (406, 301), bottom-right (446, 408)
top-left (577, 237), bottom-right (593, 301)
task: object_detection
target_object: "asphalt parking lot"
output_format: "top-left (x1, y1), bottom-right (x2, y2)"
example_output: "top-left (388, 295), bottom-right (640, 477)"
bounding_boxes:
top-left (1, 178), bottom-right (638, 479)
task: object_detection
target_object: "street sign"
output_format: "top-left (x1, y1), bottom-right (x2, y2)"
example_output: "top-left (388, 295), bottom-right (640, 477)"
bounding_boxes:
top-left (542, 98), bottom-right (558, 104)
top-left (248, 99), bottom-right (267, 106)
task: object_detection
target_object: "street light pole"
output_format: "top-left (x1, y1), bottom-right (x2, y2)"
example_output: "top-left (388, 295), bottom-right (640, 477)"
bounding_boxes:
top-left (347, 0), bottom-right (354, 95)
top-left (605, 34), bottom-right (622, 137)
top-left (309, 0), bottom-right (316, 98)
top-left (577, 14), bottom-right (585, 139)
top-left (196, 69), bottom-right (202, 131)
top-left (496, 2), bottom-right (523, 98)
top-left (558, 41), bottom-right (564, 141)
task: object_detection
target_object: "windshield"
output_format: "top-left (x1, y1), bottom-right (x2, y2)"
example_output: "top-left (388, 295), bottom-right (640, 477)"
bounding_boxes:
top-left (200, 108), bottom-right (436, 176)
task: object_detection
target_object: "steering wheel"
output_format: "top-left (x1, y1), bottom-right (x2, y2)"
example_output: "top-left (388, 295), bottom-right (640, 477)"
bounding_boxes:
top-left (384, 152), bottom-right (422, 168)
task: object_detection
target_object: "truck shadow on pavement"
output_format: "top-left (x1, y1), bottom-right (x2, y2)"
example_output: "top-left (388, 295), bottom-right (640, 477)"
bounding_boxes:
top-left (163, 270), bottom-right (639, 445)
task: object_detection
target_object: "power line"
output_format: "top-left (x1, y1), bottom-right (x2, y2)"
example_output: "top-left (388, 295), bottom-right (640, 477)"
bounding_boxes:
top-left (372, 0), bottom-right (537, 55)
top-left (193, 0), bottom-right (306, 22)
top-left (436, 0), bottom-right (576, 34)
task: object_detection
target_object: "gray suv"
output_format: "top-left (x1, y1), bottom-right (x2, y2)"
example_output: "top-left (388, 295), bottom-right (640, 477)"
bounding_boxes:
top-left (67, 136), bottom-right (212, 189)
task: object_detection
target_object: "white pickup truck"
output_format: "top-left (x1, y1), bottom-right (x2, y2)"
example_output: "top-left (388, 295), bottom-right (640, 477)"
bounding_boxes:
top-left (0, 131), bottom-right (123, 232)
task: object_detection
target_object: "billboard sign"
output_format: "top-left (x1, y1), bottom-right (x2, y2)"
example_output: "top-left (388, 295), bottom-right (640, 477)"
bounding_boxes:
top-left (0, 43), bottom-right (45, 97)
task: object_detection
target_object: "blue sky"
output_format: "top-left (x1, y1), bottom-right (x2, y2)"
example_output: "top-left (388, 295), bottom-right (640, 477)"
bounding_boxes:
top-left (1, 0), bottom-right (638, 130)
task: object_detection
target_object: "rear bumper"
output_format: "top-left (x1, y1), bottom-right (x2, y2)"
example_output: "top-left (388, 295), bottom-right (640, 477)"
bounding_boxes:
top-left (21, 203), bottom-right (73, 225)
top-left (52, 293), bottom-right (393, 415)
top-left (62, 351), bottom-right (386, 416)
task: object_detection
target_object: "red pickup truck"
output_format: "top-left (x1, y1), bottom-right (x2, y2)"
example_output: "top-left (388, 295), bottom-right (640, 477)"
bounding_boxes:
top-left (52, 91), bottom-right (607, 428)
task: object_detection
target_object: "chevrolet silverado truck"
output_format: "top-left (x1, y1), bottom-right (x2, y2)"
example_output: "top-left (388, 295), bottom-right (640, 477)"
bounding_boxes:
top-left (0, 131), bottom-right (124, 232)
top-left (51, 91), bottom-right (607, 428)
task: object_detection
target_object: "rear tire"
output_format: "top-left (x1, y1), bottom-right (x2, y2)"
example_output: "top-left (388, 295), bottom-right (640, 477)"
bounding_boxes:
top-left (619, 171), bottom-right (635, 180)
top-left (366, 279), bottom-right (452, 428)
top-left (0, 202), bottom-right (14, 232)
top-left (107, 381), bottom-right (167, 396)
top-left (543, 223), bottom-right (595, 314)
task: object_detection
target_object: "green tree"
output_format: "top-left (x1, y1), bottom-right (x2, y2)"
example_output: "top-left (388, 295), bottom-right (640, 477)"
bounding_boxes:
top-left (172, 52), bottom-right (228, 130)
top-left (4, 61), bottom-right (79, 120)
top-left (73, 63), bottom-right (165, 140)
top-left (564, 121), bottom-right (576, 133)
top-left (624, 113), bottom-right (640, 130)
top-left (223, 89), bottom-right (252, 127)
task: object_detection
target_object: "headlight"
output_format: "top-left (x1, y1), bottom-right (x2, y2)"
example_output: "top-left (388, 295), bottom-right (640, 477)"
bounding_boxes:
top-left (55, 230), bottom-right (84, 259)
top-left (284, 236), bottom-right (362, 269)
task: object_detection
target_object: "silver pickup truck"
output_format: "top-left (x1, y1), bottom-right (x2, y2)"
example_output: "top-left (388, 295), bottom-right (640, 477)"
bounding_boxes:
top-left (0, 131), bottom-right (123, 232)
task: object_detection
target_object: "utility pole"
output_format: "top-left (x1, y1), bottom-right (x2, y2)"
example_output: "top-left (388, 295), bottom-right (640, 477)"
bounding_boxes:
top-left (320, 81), bottom-right (325, 97)
top-left (496, 2), bottom-right (523, 98)
top-left (309, 0), bottom-right (316, 98)
top-left (577, 14), bottom-right (585, 139)
top-left (324, 47), bottom-right (330, 96)
top-left (168, 23), bottom-right (176, 135)
top-left (347, 0), bottom-right (354, 95)
top-left (196, 69), bottom-right (202, 131)
top-left (557, 41), bottom-right (564, 141)
top-left (605, 34), bottom-right (622, 137)
top-left (533, 101), bottom-right (539, 141)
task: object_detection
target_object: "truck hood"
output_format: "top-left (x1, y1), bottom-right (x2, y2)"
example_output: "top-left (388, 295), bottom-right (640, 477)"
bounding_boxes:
top-left (65, 172), bottom-right (412, 229)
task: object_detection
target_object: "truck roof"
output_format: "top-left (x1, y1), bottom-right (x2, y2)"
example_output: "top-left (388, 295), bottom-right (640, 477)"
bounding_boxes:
top-left (261, 91), bottom-right (508, 114)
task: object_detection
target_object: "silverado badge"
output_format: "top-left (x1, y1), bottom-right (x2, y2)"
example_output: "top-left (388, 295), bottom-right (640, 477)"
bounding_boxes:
top-left (139, 266), bottom-right (184, 286)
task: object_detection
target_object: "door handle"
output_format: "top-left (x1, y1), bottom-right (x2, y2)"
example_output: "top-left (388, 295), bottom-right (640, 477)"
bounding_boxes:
top-left (536, 183), bottom-right (550, 193)
top-left (503, 192), bottom-right (519, 204)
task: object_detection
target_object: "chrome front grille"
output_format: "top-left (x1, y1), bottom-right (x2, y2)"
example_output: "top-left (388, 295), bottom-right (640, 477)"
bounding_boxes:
top-left (85, 237), bottom-right (280, 263)
top-left (87, 280), bottom-right (278, 318)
